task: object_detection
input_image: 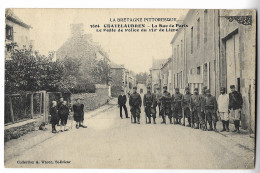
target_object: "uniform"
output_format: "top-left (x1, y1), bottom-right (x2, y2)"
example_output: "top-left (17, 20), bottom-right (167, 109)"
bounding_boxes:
top-left (144, 91), bottom-right (157, 124)
top-left (160, 90), bottom-right (172, 124)
top-left (129, 91), bottom-right (142, 123)
top-left (155, 91), bottom-right (162, 114)
top-left (218, 87), bottom-right (230, 132)
top-left (203, 90), bottom-right (218, 131)
top-left (199, 89), bottom-right (207, 128)
top-left (190, 91), bottom-right (204, 129)
top-left (182, 89), bottom-right (192, 126)
top-left (172, 90), bottom-right (183, 124)
top-left (228, 87), bottom-right (243, 132)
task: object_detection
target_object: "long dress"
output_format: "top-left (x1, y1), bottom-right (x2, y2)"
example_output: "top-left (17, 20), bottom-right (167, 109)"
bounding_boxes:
top-left (73, 103), bottom-right (84, 122)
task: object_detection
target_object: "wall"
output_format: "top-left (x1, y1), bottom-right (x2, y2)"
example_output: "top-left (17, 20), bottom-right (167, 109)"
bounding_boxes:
top-left (219, 10), bottom-right (256, 131)
top-left (110, 68), bottom-right (124, 97)
top-left (71, 84), bottom-right (110, 111)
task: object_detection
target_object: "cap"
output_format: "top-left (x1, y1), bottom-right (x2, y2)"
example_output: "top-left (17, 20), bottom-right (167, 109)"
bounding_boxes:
top-left (220, 87), bottom-right (226, 91)
top-left (163, 85), bottom-right (167, 89)
top-left (156, 86), bottom-right (160, 89)
top-left (121, 89), bottom-right (124, 92)
top-left (194, 88), bottom-right (198, 91)
top-left (185, 87), bottom-right (190, 91)
top-left (133, 86), bottom-right (137, 89)
top-left (175, 88), bottom-right (179, 91)
top-left (230, 85), bottom-right (235, 89)
top-left (202, 86), bottom-right (207, 90)
top-left (146, 86), bottom-right (151, 89)
top-left (205, 89), bottom-right (210, 93)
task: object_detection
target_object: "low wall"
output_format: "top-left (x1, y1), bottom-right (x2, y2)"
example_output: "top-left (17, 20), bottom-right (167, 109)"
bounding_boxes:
top-left (71, 84), bottom-right (110, 111)
top-left (4, 117), bottom-right (42, 142)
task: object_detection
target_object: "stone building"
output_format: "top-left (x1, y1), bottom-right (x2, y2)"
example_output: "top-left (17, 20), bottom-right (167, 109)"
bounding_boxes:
top-left (5, 9), bottom-right (33, 60)
top-left (170, 9), bottom-right (256, 132)
top-left (149, 58), bottom-right (168, 92)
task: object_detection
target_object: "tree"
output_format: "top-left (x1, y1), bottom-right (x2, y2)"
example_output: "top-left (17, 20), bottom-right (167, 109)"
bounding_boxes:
top-left (5, 48), bottom-right (63, 93)
top-left (90, 59), bottom-right (112, 85)
top-left (136, 72), bottom-right (149, 84)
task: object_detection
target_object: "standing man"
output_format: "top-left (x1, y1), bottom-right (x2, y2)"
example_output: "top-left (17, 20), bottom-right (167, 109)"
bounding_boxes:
top-left (144, 86), bottom-right (157, 124)
top-left (160, 86), bottom-right (172, 124)
top-left (204, 89), bottom-right (218, 131)
top-left (228, 85), bottom-right (243, 133)
top-left (57, 97), bottom-right (64, 126)
top-left (118, 89), bottom-right (129, 119)
top-left (217, 87), bottom-right (230, 132)
top-left (155, 86), bottom-right (162, 116)
top-left (199, 86), bottom-right (207, 129)
top-left (190, 88), bottom-right (204, 129)
top-left (73, 98), bottom-right (87, 129)
top-left (182, 87), bottom-right (192, 127)
top-left (129, 86), bottom-right (142, 124)
top-left (172, 88), bottom-right (183, 124)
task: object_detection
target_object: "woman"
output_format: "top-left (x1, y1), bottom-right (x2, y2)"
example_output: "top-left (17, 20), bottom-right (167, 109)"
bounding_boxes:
top-left (73, 98), bottom-right (87, 129)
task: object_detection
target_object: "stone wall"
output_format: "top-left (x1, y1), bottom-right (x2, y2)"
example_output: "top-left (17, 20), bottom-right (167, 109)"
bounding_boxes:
top-left (71, 84), bottom-right (111, 111)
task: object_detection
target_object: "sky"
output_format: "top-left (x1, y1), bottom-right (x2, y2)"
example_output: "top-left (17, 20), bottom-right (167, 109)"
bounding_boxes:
top-left (12, 9), bottom-right (188, 73)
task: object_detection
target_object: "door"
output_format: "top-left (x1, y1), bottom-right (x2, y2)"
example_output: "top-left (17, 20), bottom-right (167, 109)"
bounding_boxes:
top-left (226, 33), bottom-right (240, 91)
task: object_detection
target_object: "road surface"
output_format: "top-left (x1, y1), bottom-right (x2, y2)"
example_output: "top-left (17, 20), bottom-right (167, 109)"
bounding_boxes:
top-left (5, 102), bottom-right (254, 169)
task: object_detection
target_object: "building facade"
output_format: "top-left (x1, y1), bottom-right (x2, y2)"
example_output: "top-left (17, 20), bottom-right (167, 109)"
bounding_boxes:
top-left (5, 9), bottom-right (33, 60)
top-left (150, 58), bottom-right (168, 92)
top-left (170, 9), bottom-right (256, 132)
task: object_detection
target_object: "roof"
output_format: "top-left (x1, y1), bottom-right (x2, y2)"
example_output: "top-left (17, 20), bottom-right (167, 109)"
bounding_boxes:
top-left (5, 9), bottom-right (32, 29)
top-left (110, 61), bottom-right (125, 69)
top-left (161, 57), bottom-right (172, 69)
top-left (151, 58), bottom-right (168, 70)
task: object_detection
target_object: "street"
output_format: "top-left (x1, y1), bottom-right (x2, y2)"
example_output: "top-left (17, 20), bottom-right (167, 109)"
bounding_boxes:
top-left (4, 100), bottom-right (254, 169)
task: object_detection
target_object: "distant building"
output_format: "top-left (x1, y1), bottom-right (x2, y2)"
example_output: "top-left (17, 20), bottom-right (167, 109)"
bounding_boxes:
top-left (149, 58), bottom-right (168, 92)
top-left (137, 83), bottom-right (147, 95)
top-left (160, 58), bottom-right (173, 94)
top-left (5, 9), bottom-right (33, 60)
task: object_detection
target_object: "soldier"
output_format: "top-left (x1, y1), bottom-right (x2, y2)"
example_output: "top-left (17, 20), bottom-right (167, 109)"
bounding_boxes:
top-left (199, 86), bottom-right (207, 128)
top-left (159, 86), bottom-right (172, 124)
top-left (144, 86), bottom-right (157, 124)
top-left (190, 88), bottom-right (205, 130)
top-left (155, 86), bottom-right (162, 115)
top-left (203, 89), bottom-right (218, 131)
top-left (129, 86), bottom-right (142, 124)
top-left (217, 87), bottom-right (230, 132)
top-left (172, 88), bottom-right (183, 124)
top-left (182, 87), bottom-right (192, 126)
top-left (228, 85), bottom-right (243, 133)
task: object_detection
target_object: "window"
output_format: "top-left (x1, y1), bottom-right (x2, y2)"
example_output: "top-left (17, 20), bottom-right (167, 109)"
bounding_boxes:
top-left (197, 18), bottom-right (200, 48)
top-left (6, 25), bottom-right (13, 41)
top-left (197, 66), bottom-right (201, 75)
top-left (204, 10), bottom-right (208, 43)
top-left (191, 27), bottom-right (193, 54)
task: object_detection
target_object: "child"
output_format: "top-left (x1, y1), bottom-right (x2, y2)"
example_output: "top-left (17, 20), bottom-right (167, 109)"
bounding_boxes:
top-left (59, 101), bottom-right (70, 132)
top-left (50, 101), bottom-right (58, 133)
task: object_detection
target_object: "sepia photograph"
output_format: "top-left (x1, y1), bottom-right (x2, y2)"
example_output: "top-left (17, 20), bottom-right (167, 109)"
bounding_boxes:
top-left (3, 8), bottom-right (256, 169)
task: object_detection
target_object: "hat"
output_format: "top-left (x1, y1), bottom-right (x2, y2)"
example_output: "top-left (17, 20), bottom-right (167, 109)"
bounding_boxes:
top-left (156, 86), bottom-right (160, 89)
top-left (163, 85), bottom-right (167, 89)
top-left (230, 85), bottom-right (235, 89)
top-left (202, 86), bottom-right (207, 90)
top-left (194, 88), bottom-right (198, 91)
top-left (185, 87), bottom-right (190, 91)
top-left (121, 89), bottom-right (124, 92)
top-left (133, 86), bottom-right (137, 89)
top-left (146, 86), bottom-right (151, 89)
top-left (175, 88), bottom-right (179, 91)
top-left (220, 87), bottom-right (226, 92)
top-left (205, 89), bottom-right (210, 93)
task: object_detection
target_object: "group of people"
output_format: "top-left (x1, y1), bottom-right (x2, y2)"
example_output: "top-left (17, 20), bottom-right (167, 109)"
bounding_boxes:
top-left (50, 97), bottom-right (87, 133)
top-left (118, 84), bottom-right (243, 133)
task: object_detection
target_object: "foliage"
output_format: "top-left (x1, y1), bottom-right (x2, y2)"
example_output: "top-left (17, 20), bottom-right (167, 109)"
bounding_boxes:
top-left (5, 48), bottom-right (63, 93)
top-left (90, 59), bottom-right (112, 85)
top-left (136, 72), bottom-right (149, 84)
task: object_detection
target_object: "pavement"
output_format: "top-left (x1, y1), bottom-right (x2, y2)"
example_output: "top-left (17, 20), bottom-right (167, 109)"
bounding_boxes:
top-left (4, 97), bottom-right (255, 169)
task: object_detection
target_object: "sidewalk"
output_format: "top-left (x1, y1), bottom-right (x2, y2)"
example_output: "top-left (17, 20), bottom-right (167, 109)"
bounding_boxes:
top-left (4, 98), bottom-right (117, 162)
